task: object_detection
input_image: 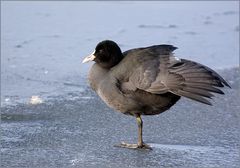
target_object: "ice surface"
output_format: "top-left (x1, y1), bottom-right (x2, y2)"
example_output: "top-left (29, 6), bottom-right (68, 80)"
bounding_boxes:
top-left (1, 1), bottom-right (240, 168)
top-left (1, 79), bottom-right (240, 168)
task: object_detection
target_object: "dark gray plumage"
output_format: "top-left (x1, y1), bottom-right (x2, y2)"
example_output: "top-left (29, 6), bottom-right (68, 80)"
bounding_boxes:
top-left (82, 40), bottom-right (230, 149)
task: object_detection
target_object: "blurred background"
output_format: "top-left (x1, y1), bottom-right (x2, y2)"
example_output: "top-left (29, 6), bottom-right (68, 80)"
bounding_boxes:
top-left (1, 1), bottom-right (239, 105)
top-left (1, 1), bottom-right (239, 168)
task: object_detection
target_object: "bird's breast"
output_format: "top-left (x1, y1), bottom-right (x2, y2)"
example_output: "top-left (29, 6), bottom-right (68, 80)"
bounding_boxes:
top-left (88, 63), bottom-right (109, 91)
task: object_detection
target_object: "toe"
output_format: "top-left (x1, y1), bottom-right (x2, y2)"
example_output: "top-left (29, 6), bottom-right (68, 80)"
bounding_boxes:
top-left (114, 142), bottom-right (152, 150)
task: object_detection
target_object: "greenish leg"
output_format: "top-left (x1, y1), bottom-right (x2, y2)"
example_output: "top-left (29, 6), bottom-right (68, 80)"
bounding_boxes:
top-left (136, 115), bottom-right (143, 147)
top-left (114, 114), bottom-right (152, 150)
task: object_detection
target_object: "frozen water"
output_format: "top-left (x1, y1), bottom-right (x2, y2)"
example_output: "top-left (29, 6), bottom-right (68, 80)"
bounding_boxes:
top-left (1, 82), bottom-right (240, 168)
top-left (1, 1), bottom-right (240, 168)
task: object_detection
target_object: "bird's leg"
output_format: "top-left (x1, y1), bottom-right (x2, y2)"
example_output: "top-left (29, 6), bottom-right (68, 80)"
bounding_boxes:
top-left (114, 114), bottom-right (152, 150)
top-left (136, 115), bottom-right (152, 149)
top-left (136, 114), bottom-right (143, 147)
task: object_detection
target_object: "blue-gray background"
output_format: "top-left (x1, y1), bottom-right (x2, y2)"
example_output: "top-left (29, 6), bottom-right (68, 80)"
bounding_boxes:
top-left (1, 1), bottom-right (240, 168)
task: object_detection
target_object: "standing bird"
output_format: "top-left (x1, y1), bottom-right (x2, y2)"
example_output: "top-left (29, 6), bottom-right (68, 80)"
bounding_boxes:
top-left (82, 40), bottom-right (230, 149)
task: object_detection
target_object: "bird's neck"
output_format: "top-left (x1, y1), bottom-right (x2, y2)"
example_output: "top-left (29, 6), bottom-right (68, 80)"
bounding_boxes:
top-left (88, 63), bottom-right (109, 91)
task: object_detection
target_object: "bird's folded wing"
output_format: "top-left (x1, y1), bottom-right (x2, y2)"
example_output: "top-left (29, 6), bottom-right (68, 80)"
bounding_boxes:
top-left (129, 55), bottom-right (230, 105)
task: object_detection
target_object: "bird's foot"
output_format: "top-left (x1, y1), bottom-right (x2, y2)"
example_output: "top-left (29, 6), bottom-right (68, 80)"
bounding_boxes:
top-left (114, 142), bottom-right (152, 150)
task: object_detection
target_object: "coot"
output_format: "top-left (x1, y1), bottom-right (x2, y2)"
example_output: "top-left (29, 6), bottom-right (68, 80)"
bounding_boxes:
top-left (82, 40), bottom-right (230, 149)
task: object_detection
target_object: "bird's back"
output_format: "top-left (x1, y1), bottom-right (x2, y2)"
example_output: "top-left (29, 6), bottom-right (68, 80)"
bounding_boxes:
top-left (111, 44), bottom-right (229, 107)
top-left (88, 43), bottom-right (229, 116)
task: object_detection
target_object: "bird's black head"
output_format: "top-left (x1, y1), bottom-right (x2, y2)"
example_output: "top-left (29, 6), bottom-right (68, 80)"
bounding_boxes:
top-left (82, 40), bottom-right (123, 69)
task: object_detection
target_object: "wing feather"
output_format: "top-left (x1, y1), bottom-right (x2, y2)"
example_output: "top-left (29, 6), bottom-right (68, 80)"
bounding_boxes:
top-left (116, 45), bottom-right (230, 105)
